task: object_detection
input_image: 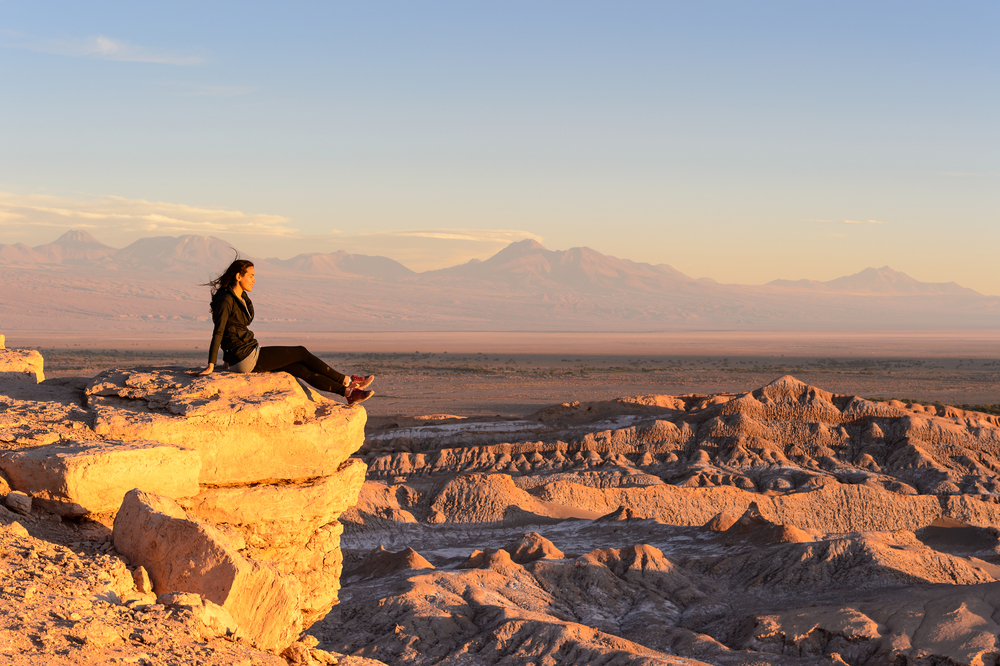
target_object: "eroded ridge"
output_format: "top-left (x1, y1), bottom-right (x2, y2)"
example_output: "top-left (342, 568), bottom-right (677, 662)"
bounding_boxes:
top-left (324, 375), bottom-right (1000, 666)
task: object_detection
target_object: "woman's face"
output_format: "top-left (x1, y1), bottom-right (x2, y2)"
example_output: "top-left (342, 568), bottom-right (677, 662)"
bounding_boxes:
top-left (236, 266), bottom-right (256, 293)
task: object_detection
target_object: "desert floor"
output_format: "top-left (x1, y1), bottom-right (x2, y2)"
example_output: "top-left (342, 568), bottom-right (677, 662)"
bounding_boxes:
top-left (27, 330), bottom-right (1000, 416)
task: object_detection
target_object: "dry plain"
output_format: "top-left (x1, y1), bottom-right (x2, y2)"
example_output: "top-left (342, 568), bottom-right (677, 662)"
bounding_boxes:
top-left (25, 331), bottom-right (1000, 416)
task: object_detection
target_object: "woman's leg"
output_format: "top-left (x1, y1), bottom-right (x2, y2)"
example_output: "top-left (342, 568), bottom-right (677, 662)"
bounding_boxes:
top-left (253, 346), bottom-right (348, 395)
top-left (272, 362), bottom-right (347, 394)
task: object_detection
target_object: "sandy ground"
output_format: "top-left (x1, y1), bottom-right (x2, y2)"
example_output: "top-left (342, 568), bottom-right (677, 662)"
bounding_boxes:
top-left (26, 330), bottom-right (1000, 417)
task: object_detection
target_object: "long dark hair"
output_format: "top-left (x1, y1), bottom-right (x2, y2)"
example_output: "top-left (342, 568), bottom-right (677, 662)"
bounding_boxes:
top-left (205, 258), bottom-right (254, 313)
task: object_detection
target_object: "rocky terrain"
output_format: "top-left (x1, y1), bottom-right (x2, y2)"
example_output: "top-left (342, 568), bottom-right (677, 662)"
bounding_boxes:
top-left (318, 372), bottom-right (1000, 665)
top-left (0, 335), bottom-right (376, 665)
top-left (6, 330), bottom-right (1000, 665)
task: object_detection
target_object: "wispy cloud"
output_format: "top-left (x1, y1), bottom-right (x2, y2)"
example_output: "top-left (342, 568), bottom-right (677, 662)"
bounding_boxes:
top-left (0, 192), bottom-right (296, 241)
top-left (350, 229), bottom-right (544, 244)
top-left (0, 30), bottom-right (203, 65)
top-left (0, 192), bottom-right (544, 270)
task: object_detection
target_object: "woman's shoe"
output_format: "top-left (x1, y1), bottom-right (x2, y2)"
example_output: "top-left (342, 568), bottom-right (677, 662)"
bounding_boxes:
top-left (348, 374), bottom-right (374, 390)
top-left (346, 388), bottom-right (374, 406)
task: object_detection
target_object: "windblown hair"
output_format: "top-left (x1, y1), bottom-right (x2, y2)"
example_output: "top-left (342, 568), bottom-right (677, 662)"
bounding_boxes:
top-left (205, 258), bottom-right (254, 314)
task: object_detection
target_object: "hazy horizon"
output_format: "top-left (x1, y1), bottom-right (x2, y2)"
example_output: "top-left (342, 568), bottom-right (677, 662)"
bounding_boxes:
top-left (2, 228), bottom-right (994, 296)
top-left (2, 230), bottom-right (997, 336)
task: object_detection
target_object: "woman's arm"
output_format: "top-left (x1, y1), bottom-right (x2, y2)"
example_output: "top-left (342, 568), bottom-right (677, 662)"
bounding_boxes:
top-left (200, 295), bottom-right (232, 374)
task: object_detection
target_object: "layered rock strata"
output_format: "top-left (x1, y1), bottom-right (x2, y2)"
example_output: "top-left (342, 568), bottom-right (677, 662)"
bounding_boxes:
top-left (0, 438), bottom-right (201, 515)
top-left (358, 375), bottom-right (1000, 530)
top-left (0, 347), bottom-right (368, 653)
top-left (86, 368), bottom-right (364, 484)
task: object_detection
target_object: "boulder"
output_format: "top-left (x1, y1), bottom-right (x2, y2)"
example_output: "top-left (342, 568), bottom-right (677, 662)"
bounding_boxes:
top-left (0, 347), bottom-right (44, 384)
top-left (113, 489), bottom-right (302, 652)
top-left (4, 490), bottom-right (31, 515)
top-left (0, 439), bottom-right (200, 516)
top-left (86, 368), bottom-right (366, 485)
top-left (156, 591), bottom-right (241, 641)
top-left (133, 566), bottom-right (153, 594)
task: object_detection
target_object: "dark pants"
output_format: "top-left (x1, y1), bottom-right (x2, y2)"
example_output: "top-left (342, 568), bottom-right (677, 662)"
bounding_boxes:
top-left (253, 346), bottom-right (348, 395)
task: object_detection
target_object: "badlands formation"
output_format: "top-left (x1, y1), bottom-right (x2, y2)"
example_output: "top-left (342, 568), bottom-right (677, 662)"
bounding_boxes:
top-left (5, 334), bottom-right (1000, 665)
top-left (323, 366), bottom-right (1000, 665)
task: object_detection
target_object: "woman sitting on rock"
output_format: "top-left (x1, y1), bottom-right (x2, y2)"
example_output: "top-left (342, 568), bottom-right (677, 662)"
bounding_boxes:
top-left (193, 258), bottom-right (374, 405)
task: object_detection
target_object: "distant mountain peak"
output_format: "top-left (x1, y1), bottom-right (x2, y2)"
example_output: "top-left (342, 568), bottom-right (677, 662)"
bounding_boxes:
top-left (768, 265), bottom-right (979, 297)
top-left (111, 234), bottom-right (240, 273)
top-left (858, 265), bottom-right (904, 279)
top-left (53, 229), bottom-right (110, 248)
top-left (490, 238), bottom-right (547, 258)
top-left (265, 249), bottom-right (415, 279)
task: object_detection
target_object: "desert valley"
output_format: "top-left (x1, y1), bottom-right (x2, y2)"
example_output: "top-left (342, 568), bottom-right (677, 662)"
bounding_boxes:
top-left (4, 2), bottom-right (997, 663)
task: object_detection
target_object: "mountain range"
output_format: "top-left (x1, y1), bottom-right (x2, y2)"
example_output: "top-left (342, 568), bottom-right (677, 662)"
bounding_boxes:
top-left (0, 230), bottom-right (996, 333)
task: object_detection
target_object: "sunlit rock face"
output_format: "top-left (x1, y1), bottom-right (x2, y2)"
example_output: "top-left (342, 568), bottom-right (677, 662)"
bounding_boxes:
top-left (85, 368), bottom-right (365, 484)
top-left (113, 488), bottom-right (303, 652)
top-left (0, 438), bottom-right (201, 515)
top-left (0, 335), bottom-right (44, 383)
top-left (0, 345), bottom-right (368, 654)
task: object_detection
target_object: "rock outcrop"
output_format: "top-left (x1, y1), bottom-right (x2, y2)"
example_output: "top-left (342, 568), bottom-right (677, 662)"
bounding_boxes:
top-left (0, 335), bottom-right (44, 383)
top-left (747, 584), bottom-right (1000, 666)
top-left (0, 347), bottom-right (368, 654)
top-left (86, 368), bottom-right (364, 484)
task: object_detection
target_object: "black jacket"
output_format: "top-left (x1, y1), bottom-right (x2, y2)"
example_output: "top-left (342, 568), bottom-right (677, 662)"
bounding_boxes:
top-left (208, 288), bottom-right (257, 366)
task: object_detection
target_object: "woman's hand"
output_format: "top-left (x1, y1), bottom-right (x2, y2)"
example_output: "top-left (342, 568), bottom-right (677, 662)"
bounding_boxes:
top-left (192, 363), bottom-right (215, 376)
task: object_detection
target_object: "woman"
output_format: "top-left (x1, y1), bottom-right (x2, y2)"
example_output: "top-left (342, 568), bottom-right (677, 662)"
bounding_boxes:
top-left (194, 258), bottom-right (374, 405)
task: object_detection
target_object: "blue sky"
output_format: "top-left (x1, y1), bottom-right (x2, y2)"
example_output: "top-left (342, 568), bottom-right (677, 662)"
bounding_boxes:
top-left (1, 2), bottom-right (998, 292)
